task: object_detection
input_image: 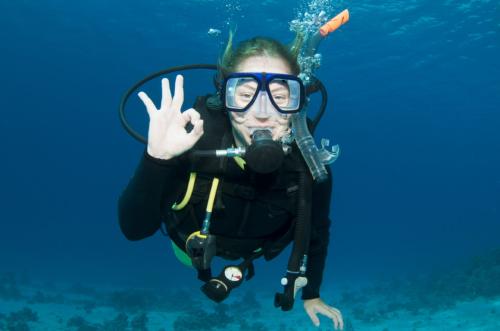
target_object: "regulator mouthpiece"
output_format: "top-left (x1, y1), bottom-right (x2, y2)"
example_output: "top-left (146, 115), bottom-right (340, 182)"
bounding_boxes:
top-left (245, 130), bottom-right (285, 174)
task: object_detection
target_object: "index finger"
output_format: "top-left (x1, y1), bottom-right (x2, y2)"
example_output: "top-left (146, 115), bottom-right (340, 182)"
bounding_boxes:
top-left (138, 91), bottom-right (156, 117)
top-left (171, 75), bottom-right (184, 111)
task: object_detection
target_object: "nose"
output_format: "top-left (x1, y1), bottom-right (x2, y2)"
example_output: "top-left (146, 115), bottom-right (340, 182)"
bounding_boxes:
top-left (253, 91), bottom-right (275, 119)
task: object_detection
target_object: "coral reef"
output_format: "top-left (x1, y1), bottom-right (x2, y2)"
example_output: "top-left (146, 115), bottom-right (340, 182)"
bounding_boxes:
top-left (67, 312), bottom-right (146, 331)
top-left (173, 303), bottom-right (230, 331)
top-left (237, 320), bottom-right (269, 331)
top-left (106, 289), bottom-right (159, 313)
top-left (2, 249), bottom-right (499, 330)
top-left (232, 289), bottom-right (261, 313)
top-left (130, 312), bottom-right (148, 331)
top-left (339, 248), bottom-right (500, 324)
top-left (28, 290), bottom-right (66, 305)
top-left (0, 307), bottom-right (38, 331)
top-left (171, 293), bottom-right (274, 331)
top-left (158, 288), bottom-right (202, 313)
top-left (67, 315), bottom-right (99, 331)
top-left (78, 299), bottom-right (98, 314)
top-left (104, 288), bottom-right (201, 314)
top-left (101, 313), bottom-right (129, 331)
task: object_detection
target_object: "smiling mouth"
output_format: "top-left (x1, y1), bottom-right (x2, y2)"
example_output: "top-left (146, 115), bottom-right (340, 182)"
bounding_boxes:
top-left (247, 127), bottom-right (273, 135)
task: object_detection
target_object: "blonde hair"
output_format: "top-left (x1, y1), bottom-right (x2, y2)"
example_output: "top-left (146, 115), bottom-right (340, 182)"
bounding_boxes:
top-left (218, 31), bottom-right (304, 79)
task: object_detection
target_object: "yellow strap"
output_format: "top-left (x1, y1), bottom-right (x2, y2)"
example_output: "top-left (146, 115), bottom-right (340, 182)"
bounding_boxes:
top-left (206, 177), bottom-right (220, 213)
top-left (172, 172), bottom-right (197, 211)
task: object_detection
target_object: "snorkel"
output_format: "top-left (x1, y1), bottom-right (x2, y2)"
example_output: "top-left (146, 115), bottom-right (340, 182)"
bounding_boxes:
top-left (292, 9), bottom-right (349, 182)
top-left (274, 8), bottom-right (350, 312)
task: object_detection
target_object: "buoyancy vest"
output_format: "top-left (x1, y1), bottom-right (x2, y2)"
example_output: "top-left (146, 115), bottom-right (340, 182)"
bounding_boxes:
top-left (162, 95), bottom-right (308, 263)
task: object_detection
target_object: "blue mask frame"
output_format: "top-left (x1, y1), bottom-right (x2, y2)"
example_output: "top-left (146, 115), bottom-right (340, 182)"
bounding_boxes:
top-left (222, 72), bottom-right (305, 114)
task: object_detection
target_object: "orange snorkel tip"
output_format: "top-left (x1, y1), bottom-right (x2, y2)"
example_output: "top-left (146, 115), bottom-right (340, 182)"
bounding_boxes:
top-left (319, 9), bottom-right (350, 37)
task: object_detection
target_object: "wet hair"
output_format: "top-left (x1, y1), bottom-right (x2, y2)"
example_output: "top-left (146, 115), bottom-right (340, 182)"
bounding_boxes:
top-left (218, 32), bottom-right (304, 79)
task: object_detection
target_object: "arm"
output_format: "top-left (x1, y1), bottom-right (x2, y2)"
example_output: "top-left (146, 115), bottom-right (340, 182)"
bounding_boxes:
top-left (118, 75), bottom-right (203, 241)
top-left (301, 167), bottom-right (344, 330)
top-left (302, 166), bottom-right (333, 300)
top-left (118, 151), bottom-right (183, 241)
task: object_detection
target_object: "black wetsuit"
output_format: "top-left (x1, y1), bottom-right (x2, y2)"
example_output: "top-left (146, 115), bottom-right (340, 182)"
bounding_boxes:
top-left (118, 96), bottom-right (333, 300)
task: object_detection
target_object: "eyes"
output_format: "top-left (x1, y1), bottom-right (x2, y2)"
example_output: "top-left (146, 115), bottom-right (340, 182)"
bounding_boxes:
top-left (272, 94), bottom-right (288, 105)
top-left (237, 91), bottom-right (254, 100)
top-left (235, 85), bottom-right (290, 106)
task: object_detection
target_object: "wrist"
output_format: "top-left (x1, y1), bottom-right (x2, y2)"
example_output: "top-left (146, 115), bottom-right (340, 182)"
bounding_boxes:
top-left (143, 149), bottom-right (180, 167)
top-left (147, 146), bottom-right (175, 161)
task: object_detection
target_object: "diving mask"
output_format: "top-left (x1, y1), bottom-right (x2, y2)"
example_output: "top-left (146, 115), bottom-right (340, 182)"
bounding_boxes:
top-left (222, 72), bottom-right (305, 114)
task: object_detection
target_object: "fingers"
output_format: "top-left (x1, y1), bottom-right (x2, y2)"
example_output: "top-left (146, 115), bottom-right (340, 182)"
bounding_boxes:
top-left (182, 108), bottom-right (201, 122)
top-left (336, 309), bottom-right (344, 330)
top-left (305, 306), bottom-right (321, 327)
top-left (316, 305), bottom-right (343, 330)
top-left (182, 108), bottom-right (204, 138)
top-left (171, 75), bottom-right (184, 111)
top-left (138, 91), bottom-right (156, 117)
top-left (160, 78), bottom-right (172, 110)
top-left (139, 75), bottom-right (184, 116)
top-left (190, 118), bottom-right (204, 138)
top-left (305, 301), bottom-right (344, 330)
top-left (327, 306), bottom-right (343, 327)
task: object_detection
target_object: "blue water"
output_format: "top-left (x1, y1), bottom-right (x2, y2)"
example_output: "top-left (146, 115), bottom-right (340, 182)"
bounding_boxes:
top-left (0, 0), bottom-right (499, 329)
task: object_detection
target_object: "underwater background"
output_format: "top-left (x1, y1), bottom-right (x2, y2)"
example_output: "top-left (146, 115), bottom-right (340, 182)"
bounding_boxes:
top-left (1, 0), bottom-right (499, 330)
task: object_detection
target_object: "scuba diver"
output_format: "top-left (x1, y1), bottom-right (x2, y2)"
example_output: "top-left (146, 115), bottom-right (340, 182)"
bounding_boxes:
top-left (118, 11), bottom-right (348, 329)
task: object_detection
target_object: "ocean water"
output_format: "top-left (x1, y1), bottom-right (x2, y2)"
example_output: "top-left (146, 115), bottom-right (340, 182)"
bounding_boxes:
top-left (0, 0), bottom-right (499, 330)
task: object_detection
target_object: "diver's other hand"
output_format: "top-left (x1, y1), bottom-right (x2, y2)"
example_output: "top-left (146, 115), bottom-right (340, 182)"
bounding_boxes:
top-left (138, 75), bottom-right (204, 160)
top-left (304, 298), bottom-right (344, 330)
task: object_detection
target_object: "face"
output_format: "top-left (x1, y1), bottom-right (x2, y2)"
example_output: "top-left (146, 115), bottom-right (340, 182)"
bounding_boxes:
top-left (229, 55), bottom-right (293, 147)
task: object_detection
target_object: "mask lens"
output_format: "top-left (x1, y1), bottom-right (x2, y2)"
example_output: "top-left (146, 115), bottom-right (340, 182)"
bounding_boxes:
top-left (269, 78), bottom-right (301, 112)
top-left (225, 77), bottom-right (258, 110)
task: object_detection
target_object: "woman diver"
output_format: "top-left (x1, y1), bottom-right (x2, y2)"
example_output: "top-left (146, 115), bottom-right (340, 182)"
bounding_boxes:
top-left (118, 34), bottom-right (344, 330)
